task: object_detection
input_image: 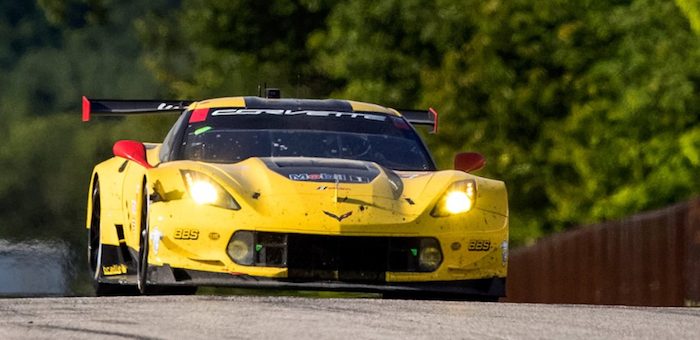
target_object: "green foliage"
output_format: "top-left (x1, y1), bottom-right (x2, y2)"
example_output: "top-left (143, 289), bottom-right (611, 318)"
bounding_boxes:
top-left (0, 0), bottom-right (170, 246)
top-left (542, 0), bottom-right (700, 226)
top-left (311, 0), bottom-right (700, 243)
top-left (1, 0), bottom-right (699, 253)
top-left (135, 0), bottom-right (333, 98)
top-left (0, 1), bottom-right (166, 120)
top-left (308, 0), bottom-right (448, 106)
top-left (0, 114), bottom-right (175, 245)
top-left (675, 0), bottom-right (700, 34)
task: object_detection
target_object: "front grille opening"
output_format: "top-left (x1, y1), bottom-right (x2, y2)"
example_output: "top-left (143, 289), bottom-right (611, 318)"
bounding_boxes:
top-left (255, 232), bottom-right (287, 267)
top-left (241, 232), bottom-right (438, 283)
top-left (287, 234), bottom-right (388, 282)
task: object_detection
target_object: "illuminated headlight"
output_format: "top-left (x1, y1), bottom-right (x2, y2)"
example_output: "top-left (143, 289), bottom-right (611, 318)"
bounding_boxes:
top-left (181, 170), bottom-right (240, 210)
top-left (418, 238), bottom-right (442, 271)
top-left (431, 179), bottom-right (476, 217)
top-left (190, 181), bottom-right (218, 205)
top-left (227, 231), bottom-right (254, 265)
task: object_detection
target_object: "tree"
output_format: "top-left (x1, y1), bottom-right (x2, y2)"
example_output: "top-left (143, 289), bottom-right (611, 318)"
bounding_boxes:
top-left (3, 0), bottom-right (697, 252)
top-left (135, 0), bottom-right (334, 99)
top-left (311, 0), bottom-right (700, 244)
top-left (675, 0), bottom-right (700, 35)
top-left (0, 0), bottom-right (171, 251)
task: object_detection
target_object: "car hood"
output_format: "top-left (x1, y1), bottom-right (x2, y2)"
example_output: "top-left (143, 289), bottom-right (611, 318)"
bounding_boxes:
top-left (201, 157), bottom-right (450, 223)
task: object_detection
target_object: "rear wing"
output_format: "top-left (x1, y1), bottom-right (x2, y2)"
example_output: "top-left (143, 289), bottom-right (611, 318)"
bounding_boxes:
top-left (82, 96), bottom-right (440, 133)
top-left (397, 108), bottom-right (439, 134)
top-left (82, 96), bottom-right (193, 122)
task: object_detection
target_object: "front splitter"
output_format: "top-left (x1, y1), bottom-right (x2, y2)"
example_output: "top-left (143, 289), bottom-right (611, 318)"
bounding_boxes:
top-left (145, 265), bottom-right (505, 298)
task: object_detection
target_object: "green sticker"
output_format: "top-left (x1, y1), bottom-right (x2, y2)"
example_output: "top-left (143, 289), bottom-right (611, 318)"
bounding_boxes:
top-left (410, 248), bottom-right (418, 257)
top-left (255, 244), bottom-right (263, 252)
top-left (194, 126), bottom-right (212, 135)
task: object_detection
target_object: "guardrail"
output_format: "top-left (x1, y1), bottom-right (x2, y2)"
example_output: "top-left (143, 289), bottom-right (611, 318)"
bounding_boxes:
top-left (506, 199), bottom-right (700, 306)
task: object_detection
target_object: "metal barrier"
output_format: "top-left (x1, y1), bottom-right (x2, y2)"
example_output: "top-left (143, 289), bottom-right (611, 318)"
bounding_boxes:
top-left (506, 199), bottom-right (700, 306)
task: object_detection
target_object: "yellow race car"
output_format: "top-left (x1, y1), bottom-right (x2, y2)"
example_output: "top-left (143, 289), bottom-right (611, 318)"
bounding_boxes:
top-left (83, 91), bottom-right (508, 299)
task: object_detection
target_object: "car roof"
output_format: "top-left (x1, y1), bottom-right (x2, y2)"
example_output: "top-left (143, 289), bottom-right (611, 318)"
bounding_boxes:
top-left (189, 96), bottom-right (401, 116)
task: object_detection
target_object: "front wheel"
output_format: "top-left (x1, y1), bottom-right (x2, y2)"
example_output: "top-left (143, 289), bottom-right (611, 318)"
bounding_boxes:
top-left (89, 178), bottom-right (137, 296)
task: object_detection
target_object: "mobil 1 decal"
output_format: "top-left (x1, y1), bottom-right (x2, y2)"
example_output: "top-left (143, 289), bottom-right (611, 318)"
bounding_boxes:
top-left (288, 173), bottom-right (371, 183)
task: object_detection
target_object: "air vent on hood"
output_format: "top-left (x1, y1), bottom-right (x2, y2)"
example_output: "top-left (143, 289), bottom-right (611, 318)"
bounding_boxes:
top-left (272, 158), bottom-right (369, 170)
top-left (262, 157), bottom-right (380, 184)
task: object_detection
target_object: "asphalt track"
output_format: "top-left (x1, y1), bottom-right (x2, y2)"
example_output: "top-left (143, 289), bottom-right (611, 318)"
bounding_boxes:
top-left (0, 295), bottom-right (699, 339)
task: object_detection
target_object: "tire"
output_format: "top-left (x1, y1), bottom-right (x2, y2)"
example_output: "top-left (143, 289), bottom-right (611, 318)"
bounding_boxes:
top-left (137, 181), bottom-right (151, 295)
top-left (88, 179), bottom-right (101, 278)
top-left (89, 178), bottom-right (137, 296)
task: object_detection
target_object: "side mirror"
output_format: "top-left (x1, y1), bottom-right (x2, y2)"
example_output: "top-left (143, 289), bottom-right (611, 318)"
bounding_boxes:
top-left (454, 152), bottom-right (485, 173)
top-left (113, 140), bottom-right (152, 169)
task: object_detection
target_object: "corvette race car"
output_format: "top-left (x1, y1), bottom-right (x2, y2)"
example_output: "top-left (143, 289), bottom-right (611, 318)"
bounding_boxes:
top-left (83, 91), bottom-right (508, 299)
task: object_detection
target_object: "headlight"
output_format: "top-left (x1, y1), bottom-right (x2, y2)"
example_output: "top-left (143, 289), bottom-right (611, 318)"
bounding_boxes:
top-left (181, 170), bottom-right (240, 210)
top-left (431, 179), bottom-right (476, 217)
top-left (227, 231), bottom-right (254, 265)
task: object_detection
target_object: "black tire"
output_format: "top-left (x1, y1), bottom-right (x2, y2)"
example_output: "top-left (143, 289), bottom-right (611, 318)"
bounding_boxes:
top-left (89, 178), bottom-right (137, 296)
top-left (137, 181), bottom-right (151, 295)
top-left (88, 179), bottom-right (101, 276)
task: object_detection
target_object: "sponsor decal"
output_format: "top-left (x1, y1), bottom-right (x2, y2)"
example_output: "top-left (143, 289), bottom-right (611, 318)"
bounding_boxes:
top-left (467, 239), bottom-right (491, 252)
top-left (157, 103), bottom-right (186, 110)
top-left (103, 264), bottom-right (127, 276)
top-left (316, 185), bottom-right (350, 191)
top-left (194, 126), bottom-right (212, 135)
top-left (289, 173), bottom-right (370, 183)
top-left (323, 211), bottom-right (353, 222)
top-left (210, 109), bottom-right (387, 122)
top-left (174, 228), bottom-right (199, 240)
top-left (129, 199), bottom-right (138, 232)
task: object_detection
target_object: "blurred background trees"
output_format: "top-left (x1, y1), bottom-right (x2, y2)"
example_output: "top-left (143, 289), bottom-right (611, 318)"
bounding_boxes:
top-left (1, 0), bottom-right (699, 253)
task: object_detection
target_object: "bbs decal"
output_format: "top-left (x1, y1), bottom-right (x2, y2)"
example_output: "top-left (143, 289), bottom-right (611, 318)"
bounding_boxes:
top-left (468, 240), bottom-right (491, 251)
top-left (174, 228), bottom-right (199, 240)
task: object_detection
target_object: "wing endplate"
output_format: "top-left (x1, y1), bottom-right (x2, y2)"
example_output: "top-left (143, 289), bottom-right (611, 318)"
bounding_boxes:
top-left (397, 107), bottom-right (439, 133)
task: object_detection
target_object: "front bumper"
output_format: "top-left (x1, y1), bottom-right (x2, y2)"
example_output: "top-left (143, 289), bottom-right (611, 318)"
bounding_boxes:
top-left (146, 200), bottom-right (508, 286)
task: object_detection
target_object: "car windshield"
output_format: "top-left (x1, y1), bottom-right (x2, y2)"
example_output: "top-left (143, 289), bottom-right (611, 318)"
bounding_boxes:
top-left (180, 109), bottom-right (435, 171)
